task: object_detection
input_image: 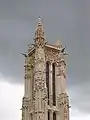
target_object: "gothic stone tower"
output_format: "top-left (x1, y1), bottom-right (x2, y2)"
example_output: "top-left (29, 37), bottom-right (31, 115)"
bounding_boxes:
top-left (21, 18), bottom-right (70, 120)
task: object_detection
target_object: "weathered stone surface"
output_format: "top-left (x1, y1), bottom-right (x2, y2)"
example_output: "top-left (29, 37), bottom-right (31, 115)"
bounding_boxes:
top-left (21, 18), bottom-right (70, 120)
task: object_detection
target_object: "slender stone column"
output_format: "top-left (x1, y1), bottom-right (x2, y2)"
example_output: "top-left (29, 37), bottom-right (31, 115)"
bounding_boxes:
top-left (24, 76), bottom-right (28, 97)
top-left (50, 110), bottom-right (53, 120)
top-left (24, 107), bottom-right (27, 120)
top-left (56, 111), bottom-right (60, 120)
top-left (24, 57), bottom-right (29, 98)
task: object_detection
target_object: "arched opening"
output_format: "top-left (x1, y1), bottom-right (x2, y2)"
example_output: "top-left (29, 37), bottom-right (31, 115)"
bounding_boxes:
top-left (48, 111), bottom-right (50, 120)
top-left (46, 61), bottom-right (49, 105)
top-left (31, 113), bottom-right (33, 120)
top-left (52, 63), bottom-right (56, 106)
top-left (53, 112), bottom-right (56, 120)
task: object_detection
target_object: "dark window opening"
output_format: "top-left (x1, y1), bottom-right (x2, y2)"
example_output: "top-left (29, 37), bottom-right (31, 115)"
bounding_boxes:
top-left (31, 113), bottom-right (33, 120)
top-left (46, 62), bottom-right (49, 105)
top-left (48, 111), bottom-right (50, 120)
top-left (52, 63), bottom-right (56, 106)
top-left (53, 112), bottom-right (56, 120)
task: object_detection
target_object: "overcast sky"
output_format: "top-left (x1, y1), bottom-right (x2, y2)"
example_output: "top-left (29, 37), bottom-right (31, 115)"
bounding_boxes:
top-left (0, 0), bottom-right (90, 120)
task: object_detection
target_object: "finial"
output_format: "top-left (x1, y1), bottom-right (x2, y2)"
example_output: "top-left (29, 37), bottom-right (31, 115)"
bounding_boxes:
top-left (34, 17), bottom-right (45, 43)
top-left (55, 39), bottom-right (63, 48)
top-left (38, 16), bottom-right (42, 25)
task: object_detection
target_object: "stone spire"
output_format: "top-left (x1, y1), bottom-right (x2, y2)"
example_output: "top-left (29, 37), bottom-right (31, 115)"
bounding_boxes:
top-left (35, 17), bottom-right (44, 38)
top-left (34, 17), bottom-right (45, 48)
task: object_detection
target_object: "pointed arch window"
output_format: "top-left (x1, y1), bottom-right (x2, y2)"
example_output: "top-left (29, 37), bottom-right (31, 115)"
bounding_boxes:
top-left (48, 111), bottom-right (50, 120)
top-left (53, 112), bottom-right (56, 120)
top-left (46, 61), bottom-right (49, 105)
top-left (31, 113), bottom-right (33, 120)
top-left (52, 63), bottom-right (56, 106)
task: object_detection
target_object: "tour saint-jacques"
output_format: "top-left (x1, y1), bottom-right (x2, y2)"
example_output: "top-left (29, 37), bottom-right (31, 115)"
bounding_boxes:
top-left (21, 17), bottom-right (70, 120)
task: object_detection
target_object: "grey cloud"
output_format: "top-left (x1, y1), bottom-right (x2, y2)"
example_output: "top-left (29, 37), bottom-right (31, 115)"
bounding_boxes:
top-left (69, 80), bottom-right (90, 114)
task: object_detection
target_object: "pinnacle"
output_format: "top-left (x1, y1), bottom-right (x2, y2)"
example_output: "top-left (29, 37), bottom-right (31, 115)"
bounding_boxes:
top-left (38, 16), bottom-right (42, 25)
top-left (55, 39), bottom-right (61, 46)
top-left (35, 16), bottom-right (44, 39)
